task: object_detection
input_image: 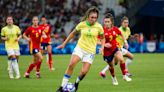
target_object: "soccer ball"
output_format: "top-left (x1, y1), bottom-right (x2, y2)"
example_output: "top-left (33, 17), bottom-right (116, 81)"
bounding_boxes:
top-left (62, 82), bottom-right (75, 92)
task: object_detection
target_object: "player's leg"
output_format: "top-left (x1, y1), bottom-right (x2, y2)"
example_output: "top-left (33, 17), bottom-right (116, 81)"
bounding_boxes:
top-left (75, 62), bottom-right (91, 91)
top-left (13, 50), bottom-right (21, 79)
top-left (115, 51), bottom-right (132, 82)
top-left (24, 49), bottom-right (40, 78)
top-left (7, 50), bottom-right (18, 79)
top-left (74, 53), bottom-right (94, 91)
top-left (99, 65), bottom-right (109, 78)
top-left (47, 44), bottom-right (54, 71)
top-left (56, 54), bottom-right (80, 92)
top-left (35, 52), bottom-right (43, 78)
top-left (104, 54), bottom-right (118, 85)
top-left (124, 50), bottom-right (134, 76)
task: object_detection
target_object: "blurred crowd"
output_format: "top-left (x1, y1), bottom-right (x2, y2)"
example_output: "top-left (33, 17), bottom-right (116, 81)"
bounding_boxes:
top-left (0, 0), bottom-right (163, 44)
top-left (0, 0), bottom-right (103, 44)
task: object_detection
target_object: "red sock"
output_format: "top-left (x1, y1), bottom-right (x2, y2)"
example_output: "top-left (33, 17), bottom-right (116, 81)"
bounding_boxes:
top-left (36, 61), bottom-right (42, 72)
top-left (109, 67), bottom-right (115, 77)
top-left (27, 63), bottom-right (35, 73)
top-left (48, 53), bottom-right (53, 69)
top-left (120, 63), bottom-right (126, 75)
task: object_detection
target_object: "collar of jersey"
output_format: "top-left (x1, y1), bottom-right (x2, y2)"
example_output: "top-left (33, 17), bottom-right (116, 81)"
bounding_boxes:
top-left (86, 21), bottom-right (92, 27)
top-left (121, 26), bottom-right (126, 31)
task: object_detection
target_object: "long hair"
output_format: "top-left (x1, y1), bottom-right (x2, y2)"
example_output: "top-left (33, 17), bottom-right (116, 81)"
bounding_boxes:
top-left (81, 6), bottom-right (99, 21)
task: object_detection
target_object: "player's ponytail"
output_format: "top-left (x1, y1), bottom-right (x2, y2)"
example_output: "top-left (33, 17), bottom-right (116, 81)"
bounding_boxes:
top-left (81, 6), bottom-right (99, 21)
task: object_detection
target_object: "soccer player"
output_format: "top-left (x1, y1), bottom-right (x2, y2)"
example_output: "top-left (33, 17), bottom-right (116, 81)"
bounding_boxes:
top-left (40, 16), bottom-right (54, 71)
top-left (100, 13), bottom-right (132, 85)
top-left (23, 16), bottom-right (47, 78)
top-left (100, 16), bottom-right (137, 78)
top-left (56, 6), bottom-right (105, 92)
top-left (1, 15), bottom-right (21, 79)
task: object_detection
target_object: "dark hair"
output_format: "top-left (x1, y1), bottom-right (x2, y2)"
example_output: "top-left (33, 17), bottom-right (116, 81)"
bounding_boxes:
top-left (81, 6), bottom-right (99, 21)
top-left (41, 15), bottom-right (46, 18)
top-left (104, 13), bottom-right (114, 25)
top-left (121, 16), bottom-right (129, 23)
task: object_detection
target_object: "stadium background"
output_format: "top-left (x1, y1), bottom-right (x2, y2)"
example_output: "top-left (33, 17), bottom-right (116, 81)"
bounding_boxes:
top-left (0, 0), bottom-right (164, 54)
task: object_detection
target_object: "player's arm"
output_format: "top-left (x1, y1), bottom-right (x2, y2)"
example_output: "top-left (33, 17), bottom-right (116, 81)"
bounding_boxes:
top-left (56, 29), bottom-right (79, 49)
top-left (1, 36), bottom-right (8, 41)
top-left (120, 33), bottom-right (129, 49)
top-left (42, 31), bottom-right (47, 38)
top-left (15, 34), bottom-right (22, 41)
top-left (1, 29), bottom-right (8, 41)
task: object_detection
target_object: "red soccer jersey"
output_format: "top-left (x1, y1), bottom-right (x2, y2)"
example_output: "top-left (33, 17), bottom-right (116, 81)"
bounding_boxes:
top-left (40, 24), bottom-right (51, 43)
top-left (24, 26), bottom-right (43, 51)
top-left (103, 26), bottom-right (121, 56)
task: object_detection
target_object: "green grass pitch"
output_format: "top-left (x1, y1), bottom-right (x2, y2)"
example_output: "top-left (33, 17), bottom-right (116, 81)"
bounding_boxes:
top-left (0, 54), bottom-right (164, 92)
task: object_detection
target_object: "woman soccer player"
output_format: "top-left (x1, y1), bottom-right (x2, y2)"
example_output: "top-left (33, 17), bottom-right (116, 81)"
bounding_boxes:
top-left (100, 16), bottom-right (137, 78)
top-left (40, 16), bottom-right (54, 71)
top-left (100, 13), bottom-right (132, 85)
top-left (1, 15), bottom-right (21, 79)
top-left (56, 6), bottom-right (105, 92)
top-left (23, 16), bottom-right (47, 78)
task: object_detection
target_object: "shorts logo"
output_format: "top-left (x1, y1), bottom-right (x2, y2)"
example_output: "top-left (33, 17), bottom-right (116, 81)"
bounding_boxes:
top-left (35, 49), bottom-right (38, 52)
top-left (90, 54), bottom-right (94, 59)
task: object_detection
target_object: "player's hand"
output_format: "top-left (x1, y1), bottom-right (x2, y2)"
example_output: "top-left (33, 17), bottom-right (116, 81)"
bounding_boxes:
top-left (99, 47), bottom-right (104, 54)
top-left (56, 44), bottom-right (65, 49)
top-left (124, 43), bottom-right (129, 49)
top-left (4, 37), bottom-right (8, 41)
top-left (104, 43), bottom-right (112, 48)
top-left (15, 38), bottom-right (20, 42)
top-left (27, 38), bottom-right (31, 41)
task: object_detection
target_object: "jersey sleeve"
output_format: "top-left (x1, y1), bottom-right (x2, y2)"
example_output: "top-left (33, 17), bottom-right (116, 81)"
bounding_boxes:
top-left (99, 25), bottom-right (104, 36)
top-left (115, 27), bottom-right (121, 35)
top-left (24, 27), bottom-right (30, 36)
top-left (16, 26), bottom-right (21, 35)
top-left (75, 22), bottom-right (83, 32)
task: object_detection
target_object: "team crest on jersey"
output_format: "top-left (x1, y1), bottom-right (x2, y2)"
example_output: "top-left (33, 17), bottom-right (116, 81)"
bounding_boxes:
top-left (105, 33), bottom-right (108, 35)
top-left (113, 31), bottom-right (116, 35)
top-left (39, 29), bottom-right (41, 33)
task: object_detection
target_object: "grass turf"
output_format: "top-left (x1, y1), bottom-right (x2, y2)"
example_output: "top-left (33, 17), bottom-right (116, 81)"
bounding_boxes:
top-left (0, 53), bottom-right (164, 92)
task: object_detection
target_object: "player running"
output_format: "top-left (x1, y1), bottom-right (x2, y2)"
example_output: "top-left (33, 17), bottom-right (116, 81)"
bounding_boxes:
top-left (40, 16), bottom-right (54, 71)
top-left (23, 16), bottom-right (47, 78)
top-left (1, 15), bottom-right (21, 79)
top-left (56, 6), bottom-right (105, 92)
top-left (100, 16), bottom-right (137, 78)
top-left (100, 13), bottom-right (132, 85)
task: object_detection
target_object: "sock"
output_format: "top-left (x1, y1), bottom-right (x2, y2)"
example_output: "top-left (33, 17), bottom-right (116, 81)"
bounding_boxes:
top-left (8, 59), bottom-right (14, 78)
top-left (27, 63), bottom-right (35, 74)
top-left (36, 61), bottom-right (42, 72)
top-left (48, 53), bottom-right (53, 69)
top-left (101, 65), bottom-right (109, 74)
top-left (11, 58), bottom-right (20, 77)
top-left (120, 63), bottom-right (126, 75)
top-left (75, 74), bottom-right (86, 84)
top-left (61, 74), bottom-right (71, 87)
top-left (109, 67), bottom-right (115, 77)
top-left (125, 58), bottom-right (132, 69)
top-left (7, 58), bottom-right (12, 71)
top-left (75, 77), bottom-right (81, 83)
top-left (46, 53), bottom-right (48, 63)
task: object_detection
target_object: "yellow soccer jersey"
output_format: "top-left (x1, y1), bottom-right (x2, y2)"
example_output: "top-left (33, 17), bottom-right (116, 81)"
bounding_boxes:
top-left (1, 25), bottom-right (21, 50)
top-left (116, 26), bottom-right (131, 48)
top-left (75, 21), bottom-right (104, 54)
